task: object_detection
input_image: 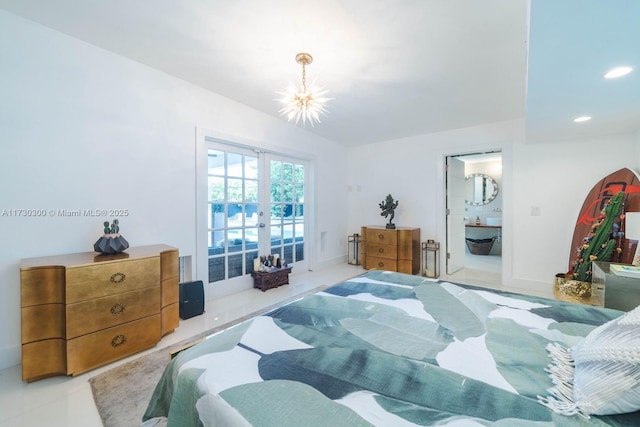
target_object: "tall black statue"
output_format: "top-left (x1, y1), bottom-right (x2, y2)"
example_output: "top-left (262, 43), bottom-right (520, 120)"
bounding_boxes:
top-left (379, 194), bottom-right (399, 229)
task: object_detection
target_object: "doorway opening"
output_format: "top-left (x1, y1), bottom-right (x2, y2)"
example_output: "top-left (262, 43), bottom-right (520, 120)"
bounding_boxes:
top-left (445, 151), bottom-right (502, 289)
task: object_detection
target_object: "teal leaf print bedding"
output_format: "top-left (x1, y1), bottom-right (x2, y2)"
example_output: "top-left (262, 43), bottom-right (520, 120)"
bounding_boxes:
top-left (143, 271), bottom-right (640, 426)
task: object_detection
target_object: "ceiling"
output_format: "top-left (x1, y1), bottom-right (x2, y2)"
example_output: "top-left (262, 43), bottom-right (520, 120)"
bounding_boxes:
top-left (526, 0), bottom-right (640, 144)
top-left (0, 0), bottom-right (637, 147)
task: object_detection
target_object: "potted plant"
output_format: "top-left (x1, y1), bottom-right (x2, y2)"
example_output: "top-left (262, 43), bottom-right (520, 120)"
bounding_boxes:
top-left (94, 219), bottom-right (129, 254)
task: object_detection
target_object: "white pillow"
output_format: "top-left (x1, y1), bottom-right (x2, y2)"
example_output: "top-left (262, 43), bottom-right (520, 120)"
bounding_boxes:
top-left (538, 305), bottom-right (640, 417)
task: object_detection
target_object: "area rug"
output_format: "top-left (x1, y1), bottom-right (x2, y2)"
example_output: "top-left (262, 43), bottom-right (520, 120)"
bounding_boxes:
top-left (89, 287), bottom-right (327, 427)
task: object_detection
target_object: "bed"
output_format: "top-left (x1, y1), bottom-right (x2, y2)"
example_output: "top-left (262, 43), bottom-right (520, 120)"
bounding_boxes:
top-left (143, 271), bottom-right (640, 426)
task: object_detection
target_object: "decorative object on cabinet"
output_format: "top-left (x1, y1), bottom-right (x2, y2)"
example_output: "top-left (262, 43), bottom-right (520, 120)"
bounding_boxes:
top-left (94, 219), bottom-right (130, 254)
top-left (347, 233), bottom-right (361, 265)
top-left (609, 263), bottom-right (640, 278)
top-left (361, 226), bottom-right (420, 274)
top-left (378, 194), bottom-right (399, 229)
top-left (422, 240), bottom-right (440, 278)
top-left (251, 267), bottom-right (292, 291)
top-left (465, 174), bottom-right (498, 206)
top-left (20, 244), bottom-right (179, 382)
top-left (253, 254), bottom-right (284, 272)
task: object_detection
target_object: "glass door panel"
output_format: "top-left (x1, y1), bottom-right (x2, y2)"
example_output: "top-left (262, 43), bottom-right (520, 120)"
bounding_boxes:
top-left (207, 146), bottom-right (259, 283)
top-left (205, 143), bottom-right (309, 284)
top-left (267, 156), bottom-right (307, 269)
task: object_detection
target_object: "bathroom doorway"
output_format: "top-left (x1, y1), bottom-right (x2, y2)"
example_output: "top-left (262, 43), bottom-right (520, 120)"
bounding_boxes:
top-left (445, 151), bottom-right (502, 289)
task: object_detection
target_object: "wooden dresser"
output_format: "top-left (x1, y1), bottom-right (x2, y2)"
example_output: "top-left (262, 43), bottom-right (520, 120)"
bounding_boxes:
top-left (361, 226), bottom-right (420, 275)
top-left (20, 244), bottom-right (179, 382)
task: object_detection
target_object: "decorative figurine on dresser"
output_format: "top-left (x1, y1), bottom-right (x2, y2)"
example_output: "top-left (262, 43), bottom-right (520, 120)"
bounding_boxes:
top-left (379, 194), bottom-right (399, 229)
top-left (362, 195), bottom-right (420, 274)
top-left (19, 241), bottom-right (179, 382)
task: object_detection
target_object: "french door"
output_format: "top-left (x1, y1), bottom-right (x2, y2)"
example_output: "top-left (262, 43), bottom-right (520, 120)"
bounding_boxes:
top-left (206, 142), bottom-right (308, 284)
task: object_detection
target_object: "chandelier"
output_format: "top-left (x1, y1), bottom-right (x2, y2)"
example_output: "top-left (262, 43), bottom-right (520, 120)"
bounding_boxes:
top-left (277, 52), bottom-right (331, 127)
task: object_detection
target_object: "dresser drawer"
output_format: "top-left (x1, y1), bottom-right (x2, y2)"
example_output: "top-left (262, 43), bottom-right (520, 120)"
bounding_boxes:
top-left (66, 286), bottom-right (160, 339)
top-left (66, 257), bottom-right (160, 303)
top-left (365, 228), bottom-right (398, 246)
top-left (365, 243), bottom-right (397, 259)
top-left (20, 267), bottom-right (65, 307)
top-left (22, 304), bottom-right (65, 343)
top-left (67, 314), bottom-right (161, 375)
top-left (366, 256), bottom-right (397, 271)
top-left (22, 339), bottom-right (66, 382)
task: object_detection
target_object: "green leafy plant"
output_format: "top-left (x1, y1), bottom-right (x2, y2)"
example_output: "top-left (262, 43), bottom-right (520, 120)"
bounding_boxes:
top-left (569, 191), bottom-right (625, 282)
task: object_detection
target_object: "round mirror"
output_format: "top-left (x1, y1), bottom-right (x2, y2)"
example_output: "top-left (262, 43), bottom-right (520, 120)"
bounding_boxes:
top-left (465, 174), bottom-right (498, 205)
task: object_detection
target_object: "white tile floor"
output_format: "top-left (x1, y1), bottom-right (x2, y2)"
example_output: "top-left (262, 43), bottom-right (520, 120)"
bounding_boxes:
top-left (445, 253), bottom-right (554, 299)
top-left (0, 259), bottom-right (538, 427)
top-left (444, 253), bottom-right (503, 290)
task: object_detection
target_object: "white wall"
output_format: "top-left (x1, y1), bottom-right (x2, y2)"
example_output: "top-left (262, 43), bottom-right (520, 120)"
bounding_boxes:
top-left (347, 121), bottom-right (640, 296)
top-left (511, 134), bottom-right (638, 289)
top-left (0, 11), bottom-right (347, 371)
top-left (346, 119), bottom-right (522, 242)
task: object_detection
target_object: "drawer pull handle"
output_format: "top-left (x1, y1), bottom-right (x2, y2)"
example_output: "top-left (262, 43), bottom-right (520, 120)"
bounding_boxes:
top-left (378, 262), bottom-right (385, 268)
top-left (110, 272), bottom-right (126, 284)
top-left (111, 334), bottom-right (127, 348)
top-left (378, 234), bottom-right (384, 240)
top-left (378, 248), bottom-right (385, 253)
top-left (110, 303), bottom-right (127, 315)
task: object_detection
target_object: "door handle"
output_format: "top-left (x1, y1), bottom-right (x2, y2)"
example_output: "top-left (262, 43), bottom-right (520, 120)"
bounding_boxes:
top-left (259, 223), bottom-right (266, 228)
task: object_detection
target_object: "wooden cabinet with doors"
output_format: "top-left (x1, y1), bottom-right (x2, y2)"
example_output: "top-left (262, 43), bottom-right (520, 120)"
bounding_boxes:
top-left (360, 226), bottom-right (420, 275)
top-left (20, 244), bottom-right (179, 382)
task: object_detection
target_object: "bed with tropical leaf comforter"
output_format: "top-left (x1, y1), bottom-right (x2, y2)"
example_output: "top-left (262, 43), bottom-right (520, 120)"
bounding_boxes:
top-left (143, 271), bottom-right (640, 426)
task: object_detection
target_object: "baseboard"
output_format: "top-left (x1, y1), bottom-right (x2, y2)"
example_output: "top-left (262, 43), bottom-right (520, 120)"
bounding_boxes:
top-left (312, 255), bottom-right (348, 271)
top-left (504, 277), bottom-right (555, 299)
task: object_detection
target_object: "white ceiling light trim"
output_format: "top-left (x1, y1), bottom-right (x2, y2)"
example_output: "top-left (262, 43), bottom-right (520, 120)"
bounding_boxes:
top-left (604, 66), bottom-right (633, 79)
top-left (277, 52), bottom-right (332, 127)
top-left (573, 116), bottom-right (592, 123)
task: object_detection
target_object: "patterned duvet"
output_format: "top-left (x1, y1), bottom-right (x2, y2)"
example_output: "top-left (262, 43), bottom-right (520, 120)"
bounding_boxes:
top-left (143, 271), bottom-right (640, 426)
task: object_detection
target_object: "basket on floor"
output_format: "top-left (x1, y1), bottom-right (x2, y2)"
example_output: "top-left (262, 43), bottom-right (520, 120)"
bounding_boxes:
top-left (465, 237), bottom-right (495, 255)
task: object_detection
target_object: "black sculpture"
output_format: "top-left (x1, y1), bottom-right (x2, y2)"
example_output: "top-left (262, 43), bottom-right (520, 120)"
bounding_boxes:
top-left (379, 194), bottom-right (399, 229)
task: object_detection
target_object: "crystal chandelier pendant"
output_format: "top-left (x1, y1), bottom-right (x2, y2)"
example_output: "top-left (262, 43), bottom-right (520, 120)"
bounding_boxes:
top-left (277, 53), bottom-right (331, 127)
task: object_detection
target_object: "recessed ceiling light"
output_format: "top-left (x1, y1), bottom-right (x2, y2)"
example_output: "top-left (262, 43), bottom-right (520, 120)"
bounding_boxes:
top-left (604, 66), bottom-right (633, 79)
top-left (574, 116), bottom-right (592, 123)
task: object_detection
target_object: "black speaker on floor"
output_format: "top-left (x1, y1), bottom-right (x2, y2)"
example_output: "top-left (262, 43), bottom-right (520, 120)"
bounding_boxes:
top-left (179, 280), bottom-right (204, 320)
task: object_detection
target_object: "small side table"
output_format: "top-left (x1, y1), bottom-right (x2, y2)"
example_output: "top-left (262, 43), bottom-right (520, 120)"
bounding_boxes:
top-left (251, 267), bottom-right (292, 292)
top-left (592, 261), bottom-right (640, 311)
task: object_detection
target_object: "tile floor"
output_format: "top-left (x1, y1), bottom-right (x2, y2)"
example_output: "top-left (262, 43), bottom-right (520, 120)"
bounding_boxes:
top-left (0, 258), bottom-right (535, 426)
